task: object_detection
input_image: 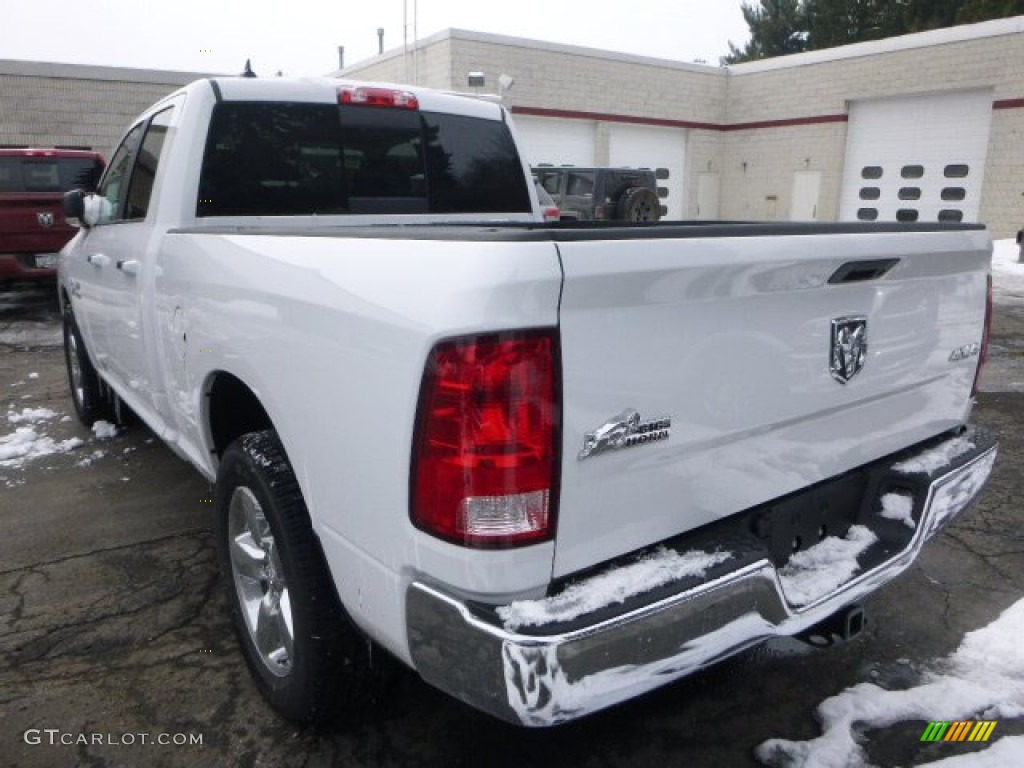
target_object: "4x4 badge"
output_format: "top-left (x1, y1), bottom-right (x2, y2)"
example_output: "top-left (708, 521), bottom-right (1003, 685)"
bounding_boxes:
top-left (37, 212), bottom-right (54, 228)
top-left (578, 409), bottom-right (672, 460)
top-left (830, 316), bottom-right (868, 384)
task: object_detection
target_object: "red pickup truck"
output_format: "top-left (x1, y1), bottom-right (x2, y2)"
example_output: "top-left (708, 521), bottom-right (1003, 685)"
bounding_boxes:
top-left (0, 148), bottom-right (105, 283)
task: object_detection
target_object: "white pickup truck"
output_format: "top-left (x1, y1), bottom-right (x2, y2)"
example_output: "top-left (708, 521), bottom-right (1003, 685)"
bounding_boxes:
top-left (59, 76), bottom-right (998, 726)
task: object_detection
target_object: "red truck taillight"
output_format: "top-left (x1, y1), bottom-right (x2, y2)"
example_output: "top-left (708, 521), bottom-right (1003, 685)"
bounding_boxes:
top-left (411, 330), bottom-right (560, 548)
top-left (972, 274), bottom-right (993, 398)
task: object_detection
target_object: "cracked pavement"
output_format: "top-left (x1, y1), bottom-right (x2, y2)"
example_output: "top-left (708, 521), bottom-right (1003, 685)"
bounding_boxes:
top-left (1, 284), bottom-right (1021, 768)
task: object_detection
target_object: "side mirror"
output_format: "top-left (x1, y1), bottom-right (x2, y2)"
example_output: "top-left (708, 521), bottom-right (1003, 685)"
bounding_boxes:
top-left (63, 188), bottom-right (87, 228)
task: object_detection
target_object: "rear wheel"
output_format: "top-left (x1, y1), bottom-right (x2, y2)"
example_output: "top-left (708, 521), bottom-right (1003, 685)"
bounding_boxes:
top-left (618, 186), bottom-right (661, 222)
top-left (215, 430), bottom-right (377, 723)
top-left (62, 303), bottom-right (113, 426)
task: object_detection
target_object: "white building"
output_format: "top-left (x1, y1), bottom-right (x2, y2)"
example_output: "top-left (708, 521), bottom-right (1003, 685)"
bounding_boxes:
top-left (342, 18), bottom-right (1024, 237)
top-left (2, 16), bottom-right (1022, 236)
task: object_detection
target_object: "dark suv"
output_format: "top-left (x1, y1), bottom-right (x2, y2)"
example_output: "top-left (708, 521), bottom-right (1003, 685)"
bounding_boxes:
top-left (533, 165), bottom-right (666, 222)
top-left (0, 148), bottom-right (105, 283)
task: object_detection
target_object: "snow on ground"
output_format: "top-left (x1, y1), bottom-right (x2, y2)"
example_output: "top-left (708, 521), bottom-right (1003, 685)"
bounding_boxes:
top-left (879, 492), bottom-right (916, 529)
top-left (91, 420), bottom-right (118, 439)
top-left (756, 599), bottom-right (1024, 768)
top-left (992, 238), bottom-right (1024, 293)
top-left (76, 449), bottom-right (107, 467)
top-left (7, 407), bottom-right (57, 425)
top-left (777, 525), bottom-right (877, 608)
top-left (0, 427), bottom-right (84, 468)
top-left (0, 321), bottom-right (63, 347)
top-left (497, 547), bottom-right (732, 630)
top-left (0, 407), bottom-right (83, 469)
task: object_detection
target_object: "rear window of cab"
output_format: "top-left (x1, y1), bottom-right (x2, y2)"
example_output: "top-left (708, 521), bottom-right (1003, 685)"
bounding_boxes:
top-left (197, 102), bottom-right (531, 217)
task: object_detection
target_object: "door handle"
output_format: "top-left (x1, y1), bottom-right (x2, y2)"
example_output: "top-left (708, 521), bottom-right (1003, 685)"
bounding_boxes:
top-left (117, 259), bottom-right (141, 275)
top-left (86, 253), bottom-right (111, 267)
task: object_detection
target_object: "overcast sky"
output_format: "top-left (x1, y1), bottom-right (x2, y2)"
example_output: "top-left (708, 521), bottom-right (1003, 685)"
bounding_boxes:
top-left (2, 1), bottom-right (749, 76)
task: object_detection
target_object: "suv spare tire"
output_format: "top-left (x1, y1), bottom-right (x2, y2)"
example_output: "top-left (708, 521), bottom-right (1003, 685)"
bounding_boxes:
top-left (618, 186), bottom-right (661, 222)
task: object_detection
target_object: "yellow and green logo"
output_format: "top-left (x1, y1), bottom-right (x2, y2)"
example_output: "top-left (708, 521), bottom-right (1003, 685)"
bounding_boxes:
top-left (920, 721), bottom-right (997, 743)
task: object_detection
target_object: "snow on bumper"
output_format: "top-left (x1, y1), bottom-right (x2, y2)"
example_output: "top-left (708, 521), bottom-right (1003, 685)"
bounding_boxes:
top-left (406, 428), bottom-right (998, 726)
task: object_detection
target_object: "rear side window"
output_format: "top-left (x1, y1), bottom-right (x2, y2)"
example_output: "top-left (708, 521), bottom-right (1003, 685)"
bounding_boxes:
top-left (0, 156), bottom-right (104, 193)
top-left (197, 102), bottom-right (531, 217)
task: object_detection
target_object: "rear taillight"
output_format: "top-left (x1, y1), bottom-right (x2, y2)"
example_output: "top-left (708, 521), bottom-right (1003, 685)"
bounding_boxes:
top-left (971, 274), bottom-right (993, 397)
top-left (411, 330), bottom-right (560, 548)
top-left (338, 86), bottom-right (419, 110)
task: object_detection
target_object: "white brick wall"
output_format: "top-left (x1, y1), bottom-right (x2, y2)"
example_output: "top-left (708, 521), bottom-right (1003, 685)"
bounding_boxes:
top-left (3, 20), bottom-right (1022, 236)
top-left (0, 61), bottom-right (208, 155)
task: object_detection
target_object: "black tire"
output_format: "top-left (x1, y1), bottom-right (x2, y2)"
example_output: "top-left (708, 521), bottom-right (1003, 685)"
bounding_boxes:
top-left (618, 186), bottom-right (661, 222)
top-left (215, 430), bottom-right (375, 723)
top-left (63, 303), bottom-right (113, 426)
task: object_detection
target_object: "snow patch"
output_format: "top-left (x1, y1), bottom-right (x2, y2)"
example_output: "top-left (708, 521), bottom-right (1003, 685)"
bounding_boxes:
top-left (7, 407), bottom-right (57, 425)
top-left (497, 547), bottom-right (732, 631)
top-left (756, 599), bottom-right (1024, 768)
top-left (879, 493), bottom-right (915, 529)
top-left (893, 435), bottom-right (976, 475)
top-left (777, 525), bottom-right (878, 608)
top-left (77, 449), bottom-right (106, 467)
top-left (91, 420), bottom-right (118, 439)
top-left (0, 427), bottom-right (84, 468)
top-left (27, 372), bottom-right (39, 380)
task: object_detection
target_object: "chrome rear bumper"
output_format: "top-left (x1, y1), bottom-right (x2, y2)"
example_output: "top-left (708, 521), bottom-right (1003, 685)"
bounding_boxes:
top-left (406, 428), bottom-right (997, 726)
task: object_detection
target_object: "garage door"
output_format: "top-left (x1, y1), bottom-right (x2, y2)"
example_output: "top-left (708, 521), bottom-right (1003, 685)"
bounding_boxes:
top-left (512, 116), bottom-right (596, 167)
top-left (609, 123), bottom-right (686, 219)
top-left (839, 90), bottom-right (993, 224)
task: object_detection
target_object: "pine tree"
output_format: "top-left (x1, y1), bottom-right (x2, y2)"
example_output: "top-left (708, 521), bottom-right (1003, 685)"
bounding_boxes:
top-left (723, 0), bottom-right (808, 63)
top-left (724, 0), bottom-right (1023, 62)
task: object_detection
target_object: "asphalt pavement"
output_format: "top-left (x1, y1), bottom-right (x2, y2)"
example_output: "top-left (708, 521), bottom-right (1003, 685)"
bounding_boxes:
top-left (1, 282), bottom-right (1022, 768)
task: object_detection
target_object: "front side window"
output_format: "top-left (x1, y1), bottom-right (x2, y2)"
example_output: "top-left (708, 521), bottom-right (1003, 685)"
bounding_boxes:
top-left (95, 122), bottom-right (146, 224)
top-left (124, 107), bottom-right (174, 220)
top-left (197, 102), bottom-right (531, 217)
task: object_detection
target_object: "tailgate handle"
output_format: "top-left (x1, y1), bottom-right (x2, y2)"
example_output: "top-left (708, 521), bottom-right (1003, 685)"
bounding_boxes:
top-left (828, 259), bottom-right (900, 284)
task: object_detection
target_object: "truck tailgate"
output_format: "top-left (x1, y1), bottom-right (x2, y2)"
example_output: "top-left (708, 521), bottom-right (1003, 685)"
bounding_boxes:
top-left (553, 227), bottom-right (991, 577)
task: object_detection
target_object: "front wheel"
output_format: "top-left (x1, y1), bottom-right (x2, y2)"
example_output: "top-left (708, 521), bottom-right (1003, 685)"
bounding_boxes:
top-left (62, 303), bottom-right (112, 426)
top-left (215, 430), bottom-right (376, 723)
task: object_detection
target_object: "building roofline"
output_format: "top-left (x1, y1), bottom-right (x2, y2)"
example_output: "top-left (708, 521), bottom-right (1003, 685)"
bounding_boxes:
top-left (339, 17), bottom-right (1024, 81)
top-left (729, 15), bottom-right (1024, 74)
top-left (340, 27), bottom-right (726, 77)
top-left (0, 58), bottom-right (219, 84)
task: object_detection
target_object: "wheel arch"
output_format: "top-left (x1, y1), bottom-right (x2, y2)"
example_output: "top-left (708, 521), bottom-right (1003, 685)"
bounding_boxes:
top-left (204, 370), bottom-right (275, 460)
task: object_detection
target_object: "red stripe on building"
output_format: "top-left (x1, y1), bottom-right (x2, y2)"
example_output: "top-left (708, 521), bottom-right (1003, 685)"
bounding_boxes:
top-left (509, 105), bottom-right (721, 131)
top-left (722, 114), bottom-right (848, 131)
top-left (993, 98), bottom-right (1024, 110)
top-left (510, 106), bottom-right (848, 132)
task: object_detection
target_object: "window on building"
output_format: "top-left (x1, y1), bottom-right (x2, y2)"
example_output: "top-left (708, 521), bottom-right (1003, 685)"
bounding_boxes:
top-left (896, 209), bottom-right (919, 222)
top-left (938, 209), bottom-right (964, 222)
top-left (898, 187), bottom-right (921, 200)
top-left (901, 165), bottom-right (924, 179)
top-left (944, 164), bottom-right (969, 178)
top-left (861, 166), bottom-right (883, 180)
top-left (857, 208), bottom-right (879, 221)
top-left (941, 187), bottom-right (967, 201)
top-left (859, 187), bottom-right (880, 200)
